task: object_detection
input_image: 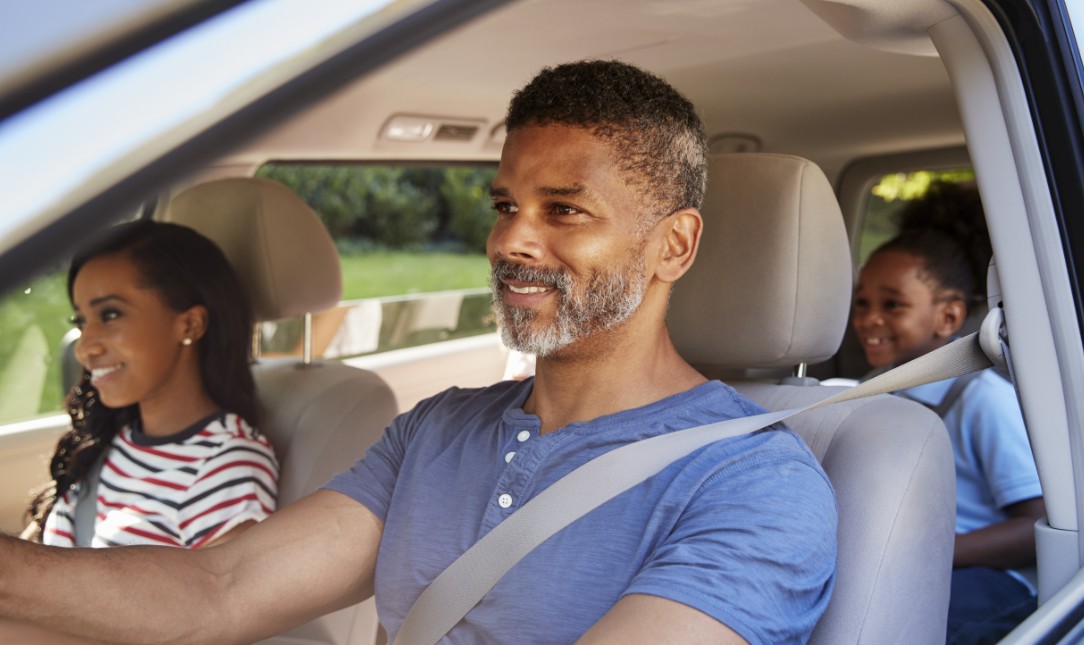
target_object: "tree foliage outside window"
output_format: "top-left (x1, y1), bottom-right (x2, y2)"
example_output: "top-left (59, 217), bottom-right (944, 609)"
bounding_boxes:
top-left (256, 164), bottom-right (497, 251)
top-left (442, 167), bottom-right (497, 252)
top-left (858, 168), bottom-right (976, 266)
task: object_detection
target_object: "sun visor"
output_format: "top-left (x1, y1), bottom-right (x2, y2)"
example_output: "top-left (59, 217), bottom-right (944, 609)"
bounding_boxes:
top-left (799, 0), bottom-right (958, 56)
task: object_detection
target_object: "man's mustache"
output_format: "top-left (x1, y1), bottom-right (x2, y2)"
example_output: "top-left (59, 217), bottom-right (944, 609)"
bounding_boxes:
top-left (490, 261), bottom-right (572, 294)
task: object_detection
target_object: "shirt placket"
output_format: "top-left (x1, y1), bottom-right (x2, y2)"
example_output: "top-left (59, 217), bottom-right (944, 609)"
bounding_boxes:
top-left (478, 421), bottom-right (546, 536)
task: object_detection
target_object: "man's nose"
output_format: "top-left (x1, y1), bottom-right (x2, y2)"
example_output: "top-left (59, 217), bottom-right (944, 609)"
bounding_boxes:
top-left (488, 212), bottom-right (546, 263)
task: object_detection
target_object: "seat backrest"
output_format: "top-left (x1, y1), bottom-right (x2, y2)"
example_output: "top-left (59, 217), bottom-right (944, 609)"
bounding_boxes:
top-left (162, 177), bottom-right (396, 645)
top-left (667, 154), bottom-right (956, 644)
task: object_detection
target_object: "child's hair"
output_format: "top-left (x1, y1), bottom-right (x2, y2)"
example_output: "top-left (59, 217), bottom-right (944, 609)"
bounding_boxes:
top-left (25, 220), bottom-right (256, 538)
top-left (870, 181), bottom-right (992, 309)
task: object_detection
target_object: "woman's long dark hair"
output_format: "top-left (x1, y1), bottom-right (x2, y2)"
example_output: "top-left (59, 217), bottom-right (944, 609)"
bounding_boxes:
top-left (25, 220), bottom-right (256, 538)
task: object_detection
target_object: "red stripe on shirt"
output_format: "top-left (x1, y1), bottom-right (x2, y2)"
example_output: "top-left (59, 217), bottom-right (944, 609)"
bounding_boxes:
top-left (47, 528), bottom-right (75, 542)
top-left (120, 432), bottom-right (200, 462)
top-left (118, 525), bottom-right (182, 546)
top-left (191, 526), bottom-right (225, 549)
top-left (178, 493), bottom-right (265, 530)
top-left (195, 459), bottom-right (276, 483)
top-left (96, 497), bottom-right (159, 517)
top-left (142, 477), bottom-right (187, 491)
top-left (104, 459), bottom-right (132, 478)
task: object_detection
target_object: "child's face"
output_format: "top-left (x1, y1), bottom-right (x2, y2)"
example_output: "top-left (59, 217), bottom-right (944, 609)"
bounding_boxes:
top-left (852, 249), bottom-right (963, 368)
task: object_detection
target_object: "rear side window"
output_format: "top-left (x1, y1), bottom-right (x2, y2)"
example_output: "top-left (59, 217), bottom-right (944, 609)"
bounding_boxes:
top-left (855, 168), bottom-right (976, 267)
top-left (254, 163), bottom-right (498, 359)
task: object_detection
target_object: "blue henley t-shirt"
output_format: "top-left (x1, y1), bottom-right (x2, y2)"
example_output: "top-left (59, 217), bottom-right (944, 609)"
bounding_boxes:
top-left (325, 378), bottom-right (837, 644)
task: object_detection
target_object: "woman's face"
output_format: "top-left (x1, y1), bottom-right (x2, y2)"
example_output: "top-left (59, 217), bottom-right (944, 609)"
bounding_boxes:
top-left (71, 253), bottom-right (204, 411)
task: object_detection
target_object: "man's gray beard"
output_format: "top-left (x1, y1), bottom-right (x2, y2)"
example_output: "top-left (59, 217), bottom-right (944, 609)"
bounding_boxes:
top-left (491, 257), bottom-right (647, 358)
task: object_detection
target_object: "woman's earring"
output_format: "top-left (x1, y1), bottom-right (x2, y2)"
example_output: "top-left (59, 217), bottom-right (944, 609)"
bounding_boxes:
top-left (181, 337), bottom-right (193, 346)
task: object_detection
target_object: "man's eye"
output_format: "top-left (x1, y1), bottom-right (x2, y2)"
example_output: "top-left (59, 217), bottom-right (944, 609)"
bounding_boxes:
top-left (101, 308), bottom-right (122, 322)
top-left (552, 204), bottom-right (579, 216)
top-left (492, 201), bottom-right (517, 215)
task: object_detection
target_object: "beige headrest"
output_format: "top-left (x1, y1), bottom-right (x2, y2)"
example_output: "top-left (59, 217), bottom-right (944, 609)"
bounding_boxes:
top-left (161, 177), bottom-right (342, 322)
top-left (667, 153), bottom-right (851, 370)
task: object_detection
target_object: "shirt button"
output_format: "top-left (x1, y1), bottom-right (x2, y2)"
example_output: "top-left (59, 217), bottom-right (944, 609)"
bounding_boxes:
top-left (498, 493), bottom-right (513, 508)
top-left (504, 451), bottom-right (516, 463)
top-left (516, 430), bottom-right (530, 442)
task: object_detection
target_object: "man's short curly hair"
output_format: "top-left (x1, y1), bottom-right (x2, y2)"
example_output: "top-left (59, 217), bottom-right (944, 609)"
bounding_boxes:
top-left (506, 60), bottom-right (708, 223)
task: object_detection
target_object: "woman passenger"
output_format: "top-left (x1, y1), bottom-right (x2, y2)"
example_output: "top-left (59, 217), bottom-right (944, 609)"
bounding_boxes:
top-left (23, 220), bottom-right (278, 548)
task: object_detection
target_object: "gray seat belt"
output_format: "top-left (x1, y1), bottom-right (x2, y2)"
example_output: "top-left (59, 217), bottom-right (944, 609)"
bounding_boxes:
top-left (899, 369), bottom-right (983, 418)
top-left (393, 330), bottom-right (999, 645)
top-left (73, 451), bottom-right (107, 547)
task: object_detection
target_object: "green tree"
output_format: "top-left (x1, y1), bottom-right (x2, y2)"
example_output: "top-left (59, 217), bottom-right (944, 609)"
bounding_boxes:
top-left (442, 167), bottom-right (497, 252)
top-left (258, 164), bottom-right (497, 250)
top-left (871, 169), bottom-right (975, 202)
top-left (365, 167), bottom-right (438, 248)
top-left (256, 165), bottom-right (369, 239)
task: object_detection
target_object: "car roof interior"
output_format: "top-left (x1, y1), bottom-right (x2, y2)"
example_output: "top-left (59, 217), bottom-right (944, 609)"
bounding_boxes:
top-left (208, 0), bottom-right (965, 187)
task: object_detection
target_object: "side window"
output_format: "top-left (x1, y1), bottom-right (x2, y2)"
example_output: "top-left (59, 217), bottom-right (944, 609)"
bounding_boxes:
top-left (254, 163), bottom-right (498, 359)
top-left (0, 266), bottom-right (73, 424)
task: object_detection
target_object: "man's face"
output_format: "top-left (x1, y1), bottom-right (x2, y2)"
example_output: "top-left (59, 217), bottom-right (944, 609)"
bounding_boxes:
top-left (487, 124), bottom-right (652, 358)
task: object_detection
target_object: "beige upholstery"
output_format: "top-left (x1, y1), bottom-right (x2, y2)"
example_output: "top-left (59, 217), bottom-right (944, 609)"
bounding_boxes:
top-left (669, 154), bottom-right (852, 369)
top-left (668, 154), bottom-right (956, 644)
top-left (164, 178), bottom-right (396, 645)
top-left (161, 177), bottom-right (342, 321)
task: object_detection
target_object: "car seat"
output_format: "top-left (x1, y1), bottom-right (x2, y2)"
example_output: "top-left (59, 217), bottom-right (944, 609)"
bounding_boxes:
top-left (668, 153), bottom-right (956, 644)
top-left (162, 177), bottom-right (396, 645)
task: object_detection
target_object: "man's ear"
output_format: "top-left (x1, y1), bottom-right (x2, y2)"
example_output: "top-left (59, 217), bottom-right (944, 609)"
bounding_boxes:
top-left (934, 297), bottom-right (967, 338)
top-left (654, 208), bottom-right (702, 284)
top-left (179, 305), bottom-right (210, 343)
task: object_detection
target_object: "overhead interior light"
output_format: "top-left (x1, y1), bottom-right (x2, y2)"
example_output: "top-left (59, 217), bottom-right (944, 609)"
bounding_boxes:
top-left (708, 132), bottom-right (762, 154)
top-left (382, 115), bottom-right (435, 142)
top-left (434, 123), bottom-right (479, 141)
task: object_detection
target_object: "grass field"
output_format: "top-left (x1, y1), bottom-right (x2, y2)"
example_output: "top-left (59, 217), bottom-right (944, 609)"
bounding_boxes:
top-left (339, 251), bottom-right (490, 298)
top-left (0, 252), bottom-right (491, 423)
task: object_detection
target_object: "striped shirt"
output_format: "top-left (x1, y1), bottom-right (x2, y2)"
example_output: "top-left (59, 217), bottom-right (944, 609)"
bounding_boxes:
top-left (44, 411), bottom-right (278, 549)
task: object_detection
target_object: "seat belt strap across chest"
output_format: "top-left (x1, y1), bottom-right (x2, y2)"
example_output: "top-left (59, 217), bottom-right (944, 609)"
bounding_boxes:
top-left (898, 369), bottom-right (982, 418)
top-left (73, 451), bottom-right (107, 547)
top-left (393, 331), bottom-right (997, 645)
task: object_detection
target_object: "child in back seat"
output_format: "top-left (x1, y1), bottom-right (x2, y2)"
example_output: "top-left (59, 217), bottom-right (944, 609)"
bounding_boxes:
top-left (851, 182), bottom-right (1043, 645)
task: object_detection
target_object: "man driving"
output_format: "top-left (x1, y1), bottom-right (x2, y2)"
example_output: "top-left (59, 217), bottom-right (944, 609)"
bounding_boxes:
top-left (0, 60), bottom-right (836, 645)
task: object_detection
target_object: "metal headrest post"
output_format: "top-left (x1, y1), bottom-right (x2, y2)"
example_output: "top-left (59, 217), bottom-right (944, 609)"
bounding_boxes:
top-left (302, 312), bottom-right (314, 366)
top-left (251, 323), bottom-right (263, 361)
top-left (780, 361), bottom-right (819, 386)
